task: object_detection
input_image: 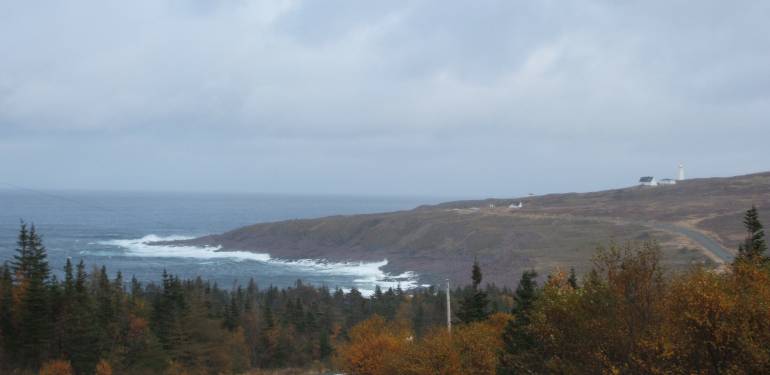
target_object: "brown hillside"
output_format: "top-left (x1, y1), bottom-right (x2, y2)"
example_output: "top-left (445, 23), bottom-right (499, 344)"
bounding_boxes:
top-left (168, 172), bottom-right (770, 287)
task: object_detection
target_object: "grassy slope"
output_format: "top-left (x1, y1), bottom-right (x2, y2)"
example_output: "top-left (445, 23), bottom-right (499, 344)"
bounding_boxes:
top-left (181, 172), bottom-right (770, 287)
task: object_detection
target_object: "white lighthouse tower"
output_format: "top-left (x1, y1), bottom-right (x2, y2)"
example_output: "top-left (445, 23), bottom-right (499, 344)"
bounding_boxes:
top-left (677, 164), bottom-right (685, 181)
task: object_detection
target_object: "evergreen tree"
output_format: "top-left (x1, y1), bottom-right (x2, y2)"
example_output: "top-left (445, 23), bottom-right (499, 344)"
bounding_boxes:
top-left (14, 224), bottom-right (52, 369)
top-left (499, 270), bottom-right (540, 375)
top-left (64, 258), bottom-right (74, 295)
top-left (457, 259), bottom-right (490, 323)
top-left (0, 263), bottom-right (15, 364)
top-left (52, 260), bottom-right (75, 364)
top-left (737, 206), bottom-right (768, 263)
top-left (95, 266), bottom-right (115, 353)
top-left (319, 329), bottom-right (333, 360)
top-left (28, 225), bottom-right (50, 280)
top-left (263, 302), bottom-right (275, 329)
top-left (11, 222), bottom-right (30, 280)
top-left (224, 295), bottom-right (239, 331)
top-left (46, 275), bottom-right (63, 358)
top-left (66, 260), bottom-right (99, 374)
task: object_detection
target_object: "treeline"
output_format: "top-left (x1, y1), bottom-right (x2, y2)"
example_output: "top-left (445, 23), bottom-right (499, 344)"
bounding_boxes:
top-left (0, 223), bottom-right (516, 375)
top-left (3, 206), bottom-right (769, 374)
top-left (336, 206), bottom-right (770, 374)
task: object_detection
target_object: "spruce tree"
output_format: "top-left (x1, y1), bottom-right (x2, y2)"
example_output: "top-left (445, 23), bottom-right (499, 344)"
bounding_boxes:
top-left (28, 225), bottom-right (50, 280)
top-left (95, 266), bottom-right (115, 354)
top-left (53, 259), bottom-right (75, 364)
top-left (737, 206), bottom-right (768, 263)
top-left (457, 259), bottom-right (490, 323)
top-left (14, 224), bottom-right (52, 369)
top-left (0, 264), bottom-right (15, 363)
top-left (318, 330), bottom-right (332, 360)
top-left (224, 296), bottom-right (239, 331)
top-left (499, 270), bottom-right (540, 375)
top-left (67, 260), bottom-right (99, 374)
top-left (64, 258), bottom-right (74, 295)
top-left (11, 222), bottom-right (30, 280)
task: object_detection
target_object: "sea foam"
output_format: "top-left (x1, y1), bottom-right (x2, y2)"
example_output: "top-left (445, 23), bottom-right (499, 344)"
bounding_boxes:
top-left (95, 234), bottom-right (420, 295)
top-left (97, 234), bottom-right (271, 262)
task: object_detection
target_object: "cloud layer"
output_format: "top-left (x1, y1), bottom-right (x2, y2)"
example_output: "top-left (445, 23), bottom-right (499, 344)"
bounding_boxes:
top-left (1, 1), bottom-right (769, 196)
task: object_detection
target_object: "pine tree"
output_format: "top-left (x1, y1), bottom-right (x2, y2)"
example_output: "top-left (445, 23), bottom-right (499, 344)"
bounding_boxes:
top-left (499, 270), bottom-right (540, 375)
top-left (737, 206), bottom-right (768, 263)
top-left (457, 259), bottom-right (490, 323)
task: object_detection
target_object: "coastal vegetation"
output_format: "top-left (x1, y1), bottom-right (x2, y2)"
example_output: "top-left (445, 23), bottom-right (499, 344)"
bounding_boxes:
top-left (0, 223), bottom-right (514, 374)
top-left (1, 206), bottom-right (769, 374)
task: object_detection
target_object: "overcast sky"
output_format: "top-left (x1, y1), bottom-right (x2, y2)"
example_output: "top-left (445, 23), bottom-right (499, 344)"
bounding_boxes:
top-left (1, 1), bottom-right (769, 198)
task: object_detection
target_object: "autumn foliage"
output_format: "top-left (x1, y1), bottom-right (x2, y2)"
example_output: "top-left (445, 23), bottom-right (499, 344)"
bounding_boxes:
top-left (3, 208), bottom-right (770, 374)
top-left (39, 360), bottom-right (74, 375)
top-left (337, 208), bottom-right (770, 374)
top-left (333, 315), bottom-right (409, 375)
top-left (336, 313), bottom-right (510, 375)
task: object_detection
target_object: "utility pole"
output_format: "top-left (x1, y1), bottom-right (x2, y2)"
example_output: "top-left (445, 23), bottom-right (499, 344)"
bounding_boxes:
top-left (446, 279), bottom-right (452, 334)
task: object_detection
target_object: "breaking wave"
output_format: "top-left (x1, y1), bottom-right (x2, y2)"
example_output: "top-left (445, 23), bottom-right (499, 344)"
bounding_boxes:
top-left (96, 234), bottom-right (271, 261)
top-left (94, 234), bottom-right (420, 295)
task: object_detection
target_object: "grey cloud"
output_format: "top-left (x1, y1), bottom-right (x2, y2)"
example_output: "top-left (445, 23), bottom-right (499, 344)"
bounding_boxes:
top-left (0, 0), bottom-right (769, 196)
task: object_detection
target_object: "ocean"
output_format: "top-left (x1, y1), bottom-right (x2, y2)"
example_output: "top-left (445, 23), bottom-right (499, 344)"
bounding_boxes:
top-left (0, 190), bottom-right (440, 294)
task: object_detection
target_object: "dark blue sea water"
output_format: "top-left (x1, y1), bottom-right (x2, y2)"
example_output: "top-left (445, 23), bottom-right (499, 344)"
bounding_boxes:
top-left (0, 190), bottom-right (439, 294)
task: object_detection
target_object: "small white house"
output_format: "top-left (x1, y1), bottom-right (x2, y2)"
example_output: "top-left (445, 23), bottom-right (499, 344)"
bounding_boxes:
top-left (659, 178), bottom-right (677, 185)
top-left (509, 202), bottom-right (523, 209)
top-left (639, 176), bottom-right (657, 186)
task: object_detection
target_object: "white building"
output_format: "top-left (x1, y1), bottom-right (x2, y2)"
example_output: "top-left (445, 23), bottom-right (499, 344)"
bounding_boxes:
top-left (659, 178), bottom-right (677, 185)
top-left (509, 202), bottom-right (523, 209)
top-left (639, 176), bottom-right (657, 186)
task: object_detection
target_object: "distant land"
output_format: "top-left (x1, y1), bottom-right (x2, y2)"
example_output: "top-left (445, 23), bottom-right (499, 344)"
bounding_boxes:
top-left (165, 172), bottom-right (770, 287)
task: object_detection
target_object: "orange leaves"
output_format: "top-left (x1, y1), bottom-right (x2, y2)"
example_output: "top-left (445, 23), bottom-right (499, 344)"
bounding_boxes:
top-left (94, 359), bottom-right (113, 375)
top-left (336, 313), bottom-right (511, 375)
top-left (663, 264), bottom-right (770, 372)
top-left (523, 243), bottom-right (770, 374)
top-left (39, 359), bottom-right (74, 375)
top-left (452, 316), bottom-right (509, 375)
top-left (397, 329), bottom-right (461, 375)
top-left (334, 315), bottom-right (410, 375)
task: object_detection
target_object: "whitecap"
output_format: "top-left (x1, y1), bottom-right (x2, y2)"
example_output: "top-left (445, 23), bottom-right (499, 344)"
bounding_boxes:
top-left (95, 234), bottom-right (421, 294)
top-left (96, 234), bottom-right (271, 262)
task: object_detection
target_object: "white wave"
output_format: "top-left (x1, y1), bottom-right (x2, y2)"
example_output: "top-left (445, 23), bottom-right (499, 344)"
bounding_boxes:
top-left (96, 234), bottom-right (421, 294)
top-left (271, 258), bottom-right (421, 292)
top-left (96, 234), bottom-right (271, 262)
